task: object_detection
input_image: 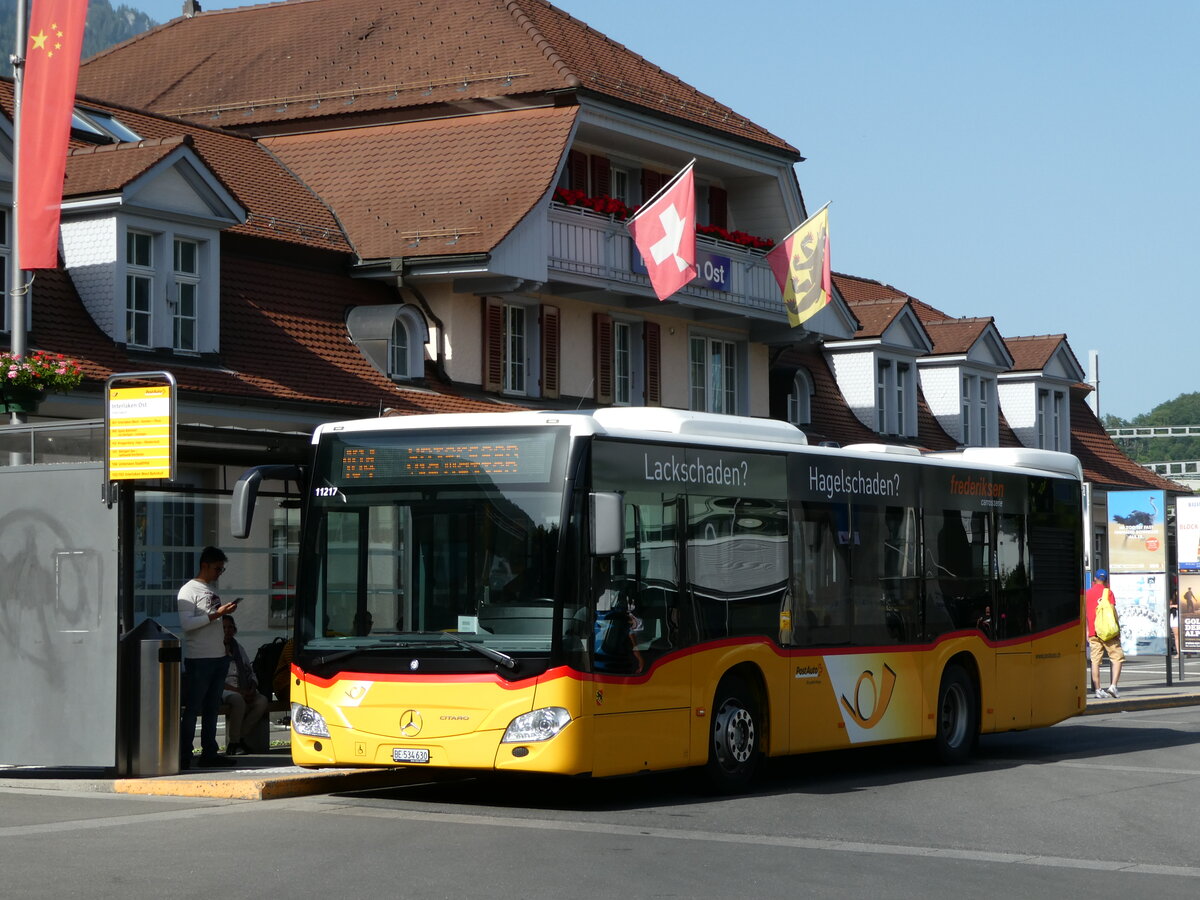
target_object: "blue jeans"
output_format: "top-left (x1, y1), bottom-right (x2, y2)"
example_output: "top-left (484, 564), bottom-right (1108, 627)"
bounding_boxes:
top-left (181, 656), bottom-right (227, 760)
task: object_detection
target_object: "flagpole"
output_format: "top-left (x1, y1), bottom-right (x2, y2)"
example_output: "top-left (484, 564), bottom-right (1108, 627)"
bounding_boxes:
top-left (789, 200), bottom-right (831, 236)
top-left (8, 0), bottom-right (28, 426)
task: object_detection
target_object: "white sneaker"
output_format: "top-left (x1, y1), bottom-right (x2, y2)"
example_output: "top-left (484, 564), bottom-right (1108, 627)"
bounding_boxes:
top-left (1094, 688), bottom-right (1109, 699)
top-left (1107, 686), bottom-right (1120, 698)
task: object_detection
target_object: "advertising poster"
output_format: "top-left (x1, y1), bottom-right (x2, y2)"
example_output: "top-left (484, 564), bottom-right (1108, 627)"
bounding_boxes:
top-left (1110, 572), bottom-right (1167, 656)
top-left (1106, 490), bottom-right (1167, 573)
top-left (1180, 573), bottom-right (1200, 654)
top-left (1177, 496), bottom-right (1200, 572)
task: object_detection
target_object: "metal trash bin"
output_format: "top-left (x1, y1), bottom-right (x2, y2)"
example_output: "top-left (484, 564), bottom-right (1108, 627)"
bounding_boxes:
top-left (119, 619), bottom-right (181, 776)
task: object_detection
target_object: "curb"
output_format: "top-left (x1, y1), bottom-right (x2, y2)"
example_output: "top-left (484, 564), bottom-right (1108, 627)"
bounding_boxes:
top-left (113, 767), bottom-right (419, 801)
top-left (1080, 694), bottom-right (1200, 716)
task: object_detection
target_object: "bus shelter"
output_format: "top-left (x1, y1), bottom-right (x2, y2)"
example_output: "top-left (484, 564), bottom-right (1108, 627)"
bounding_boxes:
top-left (0, 419), bottom-right (306, 771)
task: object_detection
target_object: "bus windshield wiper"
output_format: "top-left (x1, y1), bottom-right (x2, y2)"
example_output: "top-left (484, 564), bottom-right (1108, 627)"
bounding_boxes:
top-left (442, 633), bottom-right (519, 672)
top-left (312, 635), bottom-right (518, 671)
top-left (312, 638), bottom-right (433, 667)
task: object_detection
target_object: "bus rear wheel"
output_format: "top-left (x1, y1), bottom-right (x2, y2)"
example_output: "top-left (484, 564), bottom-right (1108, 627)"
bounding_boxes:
top-left (705, 676), bottom-right (759, 792)
top-left (934, 664), bottom-right (978, 765)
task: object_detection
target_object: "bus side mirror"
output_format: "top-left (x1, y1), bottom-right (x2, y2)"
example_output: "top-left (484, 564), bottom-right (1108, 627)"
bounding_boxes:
top-left (590, 492), bottom-right (623, 557)
top-left (231, 464), bottom-right (305, 539)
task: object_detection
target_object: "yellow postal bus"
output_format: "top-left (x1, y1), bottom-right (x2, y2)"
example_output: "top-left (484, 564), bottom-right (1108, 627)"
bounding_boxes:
top-left (234, 408), bottom-right (1084, 790)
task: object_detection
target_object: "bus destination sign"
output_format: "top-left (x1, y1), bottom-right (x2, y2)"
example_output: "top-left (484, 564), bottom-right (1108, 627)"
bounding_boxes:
top-left (330, 432), bottom-right (560, 485)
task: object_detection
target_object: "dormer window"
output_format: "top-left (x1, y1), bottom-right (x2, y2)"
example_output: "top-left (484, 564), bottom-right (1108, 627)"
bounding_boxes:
top-left (389, 319), bottom-right (409, 378)
top-left (125, 231), bottom-right (154, 347)
top-left (875, 356), bottom-right (916, 437)
top-left (787, 368), bottom-right (814, 426)
top-left (961, 374), bottom-right (994, 446)
top-left (1037, 388), bottom-right (1067, 450)
top-left (172, 238), bottom-right (200, 352)
top-left (119, 223), bottom-right (216, 354)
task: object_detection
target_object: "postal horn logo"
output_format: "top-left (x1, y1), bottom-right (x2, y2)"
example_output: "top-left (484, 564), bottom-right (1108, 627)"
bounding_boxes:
top-left (839, 664), bottom-right (897, 729)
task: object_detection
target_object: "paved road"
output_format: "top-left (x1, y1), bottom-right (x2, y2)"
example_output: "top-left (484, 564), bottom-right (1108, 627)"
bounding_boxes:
top-left (3, 699), bottom-right (1199, 899)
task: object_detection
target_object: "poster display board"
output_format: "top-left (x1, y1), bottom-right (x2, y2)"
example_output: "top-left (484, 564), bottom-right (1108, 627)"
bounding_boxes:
top-left (1177, 496), bottom-right (1200, 572)
top-left (1107, 490), bottom-right (1166, 573)
top-left (1110, 572), bottom-right (1168, 656)
top-left (1179, 573), bottom-right (1200, 654)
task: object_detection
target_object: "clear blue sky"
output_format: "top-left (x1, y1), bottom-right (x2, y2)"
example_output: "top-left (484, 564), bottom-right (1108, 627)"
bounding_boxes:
top-left (131, 0), bottom-right (1199, 422)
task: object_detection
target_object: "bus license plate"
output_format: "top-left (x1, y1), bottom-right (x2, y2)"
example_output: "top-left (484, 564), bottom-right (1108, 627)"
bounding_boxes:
top-left (393, 748), bottom-right (430, 763)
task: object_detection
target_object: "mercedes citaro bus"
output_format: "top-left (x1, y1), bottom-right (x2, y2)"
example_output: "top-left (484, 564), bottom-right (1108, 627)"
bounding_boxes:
top-left (233, 407), bottom-right (1084, 791)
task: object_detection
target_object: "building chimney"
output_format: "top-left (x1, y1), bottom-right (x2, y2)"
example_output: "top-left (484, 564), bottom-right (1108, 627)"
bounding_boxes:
top-left (1087, 349), bottom-right (1100, 417)
top-left (182, 0), bottom-right (202, 17)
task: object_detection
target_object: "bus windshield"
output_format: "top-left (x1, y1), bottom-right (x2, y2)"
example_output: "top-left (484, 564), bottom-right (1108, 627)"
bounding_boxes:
top-left (299, 427), bottom-right (570, 654)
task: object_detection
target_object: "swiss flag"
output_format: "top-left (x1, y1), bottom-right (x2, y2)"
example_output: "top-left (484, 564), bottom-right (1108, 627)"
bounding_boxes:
top-left (627, 162), bottom-right (696, 301)
top-left (17, 0), bottom-right (89, 269)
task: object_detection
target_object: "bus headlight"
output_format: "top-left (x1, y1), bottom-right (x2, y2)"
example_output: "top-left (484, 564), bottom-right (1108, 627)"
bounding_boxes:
top-left (501, 707), bottom-right (572, 743)
top-left (291, 702), bottom-right (330, 738)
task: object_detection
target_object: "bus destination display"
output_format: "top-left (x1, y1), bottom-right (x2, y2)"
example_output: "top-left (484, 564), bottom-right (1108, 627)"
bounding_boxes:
top-left (333, 432), bottom-right (558, 485)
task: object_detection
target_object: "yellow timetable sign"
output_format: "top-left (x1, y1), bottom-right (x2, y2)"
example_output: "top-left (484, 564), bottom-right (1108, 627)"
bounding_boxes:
top-left (108, 385), bottom-right (173, 480)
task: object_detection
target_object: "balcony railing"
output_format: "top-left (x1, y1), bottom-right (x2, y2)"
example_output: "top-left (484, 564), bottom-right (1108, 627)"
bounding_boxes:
top-left (548, 203), bottom-right (784, 318)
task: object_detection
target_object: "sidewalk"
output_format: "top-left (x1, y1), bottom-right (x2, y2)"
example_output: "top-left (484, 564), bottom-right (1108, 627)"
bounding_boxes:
top-left (1080, 653), bottom-right (1200, 715)
top-left (4, 657), bottom-right (1198, 801)
top-left (0, 748), bottom-right (423, 801)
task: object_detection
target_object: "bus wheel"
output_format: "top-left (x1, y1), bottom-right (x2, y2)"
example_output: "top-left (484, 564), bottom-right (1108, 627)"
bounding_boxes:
top-left (705, 676), bottom-right (759, 792)
top-left (934, 665), bottom-right (978, 765)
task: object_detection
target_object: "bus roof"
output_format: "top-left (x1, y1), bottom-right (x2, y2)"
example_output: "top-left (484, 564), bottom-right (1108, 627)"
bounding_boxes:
top-left (312, 409), bottom-right (1081, 480)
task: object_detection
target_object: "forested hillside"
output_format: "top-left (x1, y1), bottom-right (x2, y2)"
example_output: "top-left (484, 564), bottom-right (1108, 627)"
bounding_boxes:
top-left (1104, 393), bottom-right (1200, 463)
top-left (0, 0), bottom-right (157, 78)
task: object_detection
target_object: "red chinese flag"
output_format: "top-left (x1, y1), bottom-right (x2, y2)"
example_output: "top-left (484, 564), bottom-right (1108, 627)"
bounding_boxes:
top-left (627, 162), bottom-right (697, 301)
top-left (17, 0), bottom-right (89, 270)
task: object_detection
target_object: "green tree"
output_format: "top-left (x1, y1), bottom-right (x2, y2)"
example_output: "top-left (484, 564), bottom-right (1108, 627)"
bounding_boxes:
top-left (1113, 392), bottom-right (1200, 463)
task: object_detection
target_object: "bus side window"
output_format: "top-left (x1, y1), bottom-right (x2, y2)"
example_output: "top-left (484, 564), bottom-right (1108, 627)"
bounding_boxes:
top-left (791, 503), bottom-right (851, 646)
top-left (593, 493), bottom-right (680, 673)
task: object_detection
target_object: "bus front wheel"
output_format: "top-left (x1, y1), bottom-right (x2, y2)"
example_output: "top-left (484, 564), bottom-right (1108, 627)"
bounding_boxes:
top-left (934, 664), bottom-right (978, 765)
top-left (705, 676), bottom-right (759, 792)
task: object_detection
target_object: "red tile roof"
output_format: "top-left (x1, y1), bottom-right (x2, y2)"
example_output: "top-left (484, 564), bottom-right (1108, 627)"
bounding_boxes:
top-left (66, 137), bottom-right (187, 196)
top-left (839, 298), bottom-right (911, 339)
top-left (0, 80), bottom-right (351, 255)
top-left (1004, 334), bottom-right (1072, 373)
top-left (775, 343), bottom-right (957, 451)
top-left (831, 272), bottom-right (914, 305)
top-left (923, 317), bottom-right (995, 355)
top-left (261, 105), bottom-right (577, 259)
top-left (1069, 389), bottom-right (1187, 492)
top-left (77, 0), bottom-right (796, 154)
top-left (24, 226), bottom-right (517, 416)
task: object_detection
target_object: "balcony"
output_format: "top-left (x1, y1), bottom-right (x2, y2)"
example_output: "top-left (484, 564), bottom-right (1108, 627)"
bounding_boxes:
top-left (547, 202), bottom-right (785, 320)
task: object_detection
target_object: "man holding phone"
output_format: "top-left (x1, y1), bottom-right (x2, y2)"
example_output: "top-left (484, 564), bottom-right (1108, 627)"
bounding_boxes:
top-left (177, 546), bottom-right (240, 768)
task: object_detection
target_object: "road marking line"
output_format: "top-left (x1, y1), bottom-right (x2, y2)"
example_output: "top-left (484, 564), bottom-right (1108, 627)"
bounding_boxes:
top-left (301, 803), bottom-right (1200, 878)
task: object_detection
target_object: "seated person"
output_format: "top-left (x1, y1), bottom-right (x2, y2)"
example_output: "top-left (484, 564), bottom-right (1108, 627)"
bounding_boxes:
top-left (222, 616), bottom-right (269, 756)
top-left (272, 638), bottom-right (295, 704)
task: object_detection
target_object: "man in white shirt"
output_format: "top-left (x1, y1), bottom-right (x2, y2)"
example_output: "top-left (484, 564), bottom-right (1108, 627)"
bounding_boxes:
top-left (177, 546), bottom-right (239, 768)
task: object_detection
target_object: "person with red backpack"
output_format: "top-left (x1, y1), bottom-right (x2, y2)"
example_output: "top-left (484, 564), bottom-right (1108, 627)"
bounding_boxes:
top-left (1086, 569), bottom-right (1124, 699)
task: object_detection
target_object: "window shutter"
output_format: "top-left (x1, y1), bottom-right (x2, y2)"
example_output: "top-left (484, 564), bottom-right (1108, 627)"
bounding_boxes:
top-left (482, 297), bottom-right (503, 392)
top-left (568, 150), bottom-right (588, 192)
top-left (708, 186), bottom-right (728, 229)
top-left (540, 304), bottom-right (561, 399)
top-left (640, 168), bottom-right (664, 204)
top-left (643, 321), bottom-right (661, 407)
top-left (591, 155), bottom-right (611, 197)
top-left (594, 312), bottom-right (614, 405)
